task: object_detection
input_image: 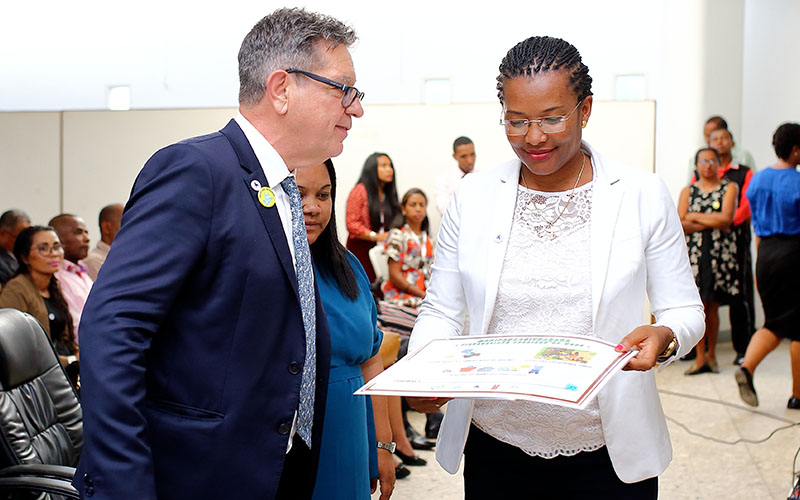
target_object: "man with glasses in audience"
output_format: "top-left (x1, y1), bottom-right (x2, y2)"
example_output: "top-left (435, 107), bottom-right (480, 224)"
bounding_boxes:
top-left (74, 8), bottom-right (364, 500)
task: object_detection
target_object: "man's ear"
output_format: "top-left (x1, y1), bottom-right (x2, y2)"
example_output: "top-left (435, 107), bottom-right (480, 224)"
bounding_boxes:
top-left (264, 70), bottom-right (291, 115)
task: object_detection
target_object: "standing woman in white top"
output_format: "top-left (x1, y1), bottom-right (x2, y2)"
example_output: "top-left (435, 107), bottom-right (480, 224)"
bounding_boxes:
top-left (407, 36), bottom-right (704, 499)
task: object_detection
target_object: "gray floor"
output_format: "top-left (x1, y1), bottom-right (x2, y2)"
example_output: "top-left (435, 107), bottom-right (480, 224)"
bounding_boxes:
top-left (376, 340), bottom-right (800, 500)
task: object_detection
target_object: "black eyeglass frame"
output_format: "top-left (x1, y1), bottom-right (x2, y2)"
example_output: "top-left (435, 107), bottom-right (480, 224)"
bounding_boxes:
top-left (285, 68), bottom-right (365, 108)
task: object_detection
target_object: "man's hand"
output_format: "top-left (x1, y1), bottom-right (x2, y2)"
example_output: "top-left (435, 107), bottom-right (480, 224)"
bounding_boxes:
top-left (615, 325), bottom-right (675, 371)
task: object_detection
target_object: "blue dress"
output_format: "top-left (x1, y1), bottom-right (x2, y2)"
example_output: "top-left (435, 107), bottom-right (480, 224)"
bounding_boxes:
top-left (311, 252), bottom-right (383, 500)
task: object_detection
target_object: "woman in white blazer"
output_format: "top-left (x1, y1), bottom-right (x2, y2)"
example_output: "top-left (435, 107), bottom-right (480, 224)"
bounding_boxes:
top-left (407, 36), bottom-right (704, 499)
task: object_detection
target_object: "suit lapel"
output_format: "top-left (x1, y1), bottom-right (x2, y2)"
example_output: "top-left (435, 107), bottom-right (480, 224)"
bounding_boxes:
top-left (480, 161), bottom-right (521, 334)
top-left (589, 151), bottom-right (624, 328)
top-left (220, 119), bottom-right (299, 297)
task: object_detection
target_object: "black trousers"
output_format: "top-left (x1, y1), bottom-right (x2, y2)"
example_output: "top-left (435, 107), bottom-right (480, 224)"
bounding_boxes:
top-left (730, 225), bottom-right (755, 356)
top-left (463, 425), bottom-right (657, 500)
top-left (275, 434), bottom-right (314, 500)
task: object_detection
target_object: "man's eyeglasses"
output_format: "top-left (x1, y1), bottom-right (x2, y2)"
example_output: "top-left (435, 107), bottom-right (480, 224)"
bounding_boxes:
top-left (35, 243), bottom-right (64, 256)
top-left (286, 69), bottom-right (365, 108)
top-left (697, 160), bottom-right (719, 166)
top-left (500, 100), bottom-right (583, 136)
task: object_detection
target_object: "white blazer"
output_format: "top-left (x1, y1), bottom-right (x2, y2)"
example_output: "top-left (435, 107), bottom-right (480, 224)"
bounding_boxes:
top-left (409, 142), bottom-right (704, 483)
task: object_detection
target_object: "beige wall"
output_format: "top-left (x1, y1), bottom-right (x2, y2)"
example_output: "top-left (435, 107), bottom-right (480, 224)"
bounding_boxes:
top-left (1, 102), bottom-right (654, 245)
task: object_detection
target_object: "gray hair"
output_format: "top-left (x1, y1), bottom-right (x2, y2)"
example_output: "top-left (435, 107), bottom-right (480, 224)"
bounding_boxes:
top-left (0, 209), bottom-right (30, 230)
top-left (238, 8), bottom-right (357, 106)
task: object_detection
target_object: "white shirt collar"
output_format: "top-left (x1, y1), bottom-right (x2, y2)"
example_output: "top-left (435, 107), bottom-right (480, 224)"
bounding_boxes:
top-left (234, 112), bottom-right (293, 187)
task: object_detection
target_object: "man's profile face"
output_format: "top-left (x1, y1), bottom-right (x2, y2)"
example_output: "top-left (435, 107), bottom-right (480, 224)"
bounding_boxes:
top-left (0, 219), bottom-right (31, 252)
top-left (56, 216), bottom-right (91, 262)
top-left (288, 42), bottom-right (364, 167)
top-left (453, 143), bottom-right (476, 174)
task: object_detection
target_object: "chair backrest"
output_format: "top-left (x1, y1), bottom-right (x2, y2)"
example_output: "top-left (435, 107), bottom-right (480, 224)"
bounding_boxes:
top-left (368, 244), bottom-right (388, 283)
top-left (0, 308), bottom-right (82, 468)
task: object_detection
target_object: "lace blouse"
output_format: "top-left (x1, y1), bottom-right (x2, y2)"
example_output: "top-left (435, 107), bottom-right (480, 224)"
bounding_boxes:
top-left (471, 178), bottom-right (606, 458)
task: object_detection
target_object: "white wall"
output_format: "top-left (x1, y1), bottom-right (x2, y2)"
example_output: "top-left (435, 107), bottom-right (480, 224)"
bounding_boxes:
top-left (741, 0), bottom-right (800, 168)
top-left (3, 0), bottom-right (750, 202)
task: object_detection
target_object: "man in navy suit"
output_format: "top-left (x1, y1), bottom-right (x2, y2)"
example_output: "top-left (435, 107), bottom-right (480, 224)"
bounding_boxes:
top-left (74, 8), bottom-right (364, 500)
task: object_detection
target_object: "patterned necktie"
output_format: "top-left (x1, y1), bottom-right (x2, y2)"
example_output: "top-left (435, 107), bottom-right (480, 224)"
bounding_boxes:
top-left (280, 176), bottom-right (316, 446)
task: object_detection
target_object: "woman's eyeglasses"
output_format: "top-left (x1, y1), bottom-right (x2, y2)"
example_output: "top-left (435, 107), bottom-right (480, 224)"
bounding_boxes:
top-left (35, 243), bottom-right (64, 256)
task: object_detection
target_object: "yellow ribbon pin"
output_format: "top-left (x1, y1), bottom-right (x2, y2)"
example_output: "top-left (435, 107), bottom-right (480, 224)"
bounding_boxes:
top-left (258, 187), bottom-right (276, 208)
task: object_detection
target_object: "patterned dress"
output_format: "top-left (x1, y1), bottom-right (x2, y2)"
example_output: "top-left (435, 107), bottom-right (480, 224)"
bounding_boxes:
top-left (685, 180), bottom-right (739, 302)
top-left (381, 225), bottom-right (433, 307)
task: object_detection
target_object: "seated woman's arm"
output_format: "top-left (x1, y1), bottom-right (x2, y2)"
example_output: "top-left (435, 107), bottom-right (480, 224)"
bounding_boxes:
top-left (684, 183), bottom-right (738, 230)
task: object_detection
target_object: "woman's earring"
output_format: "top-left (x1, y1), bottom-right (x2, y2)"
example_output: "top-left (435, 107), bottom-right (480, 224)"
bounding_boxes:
top-left (581, 120), bottom-right (587, 128)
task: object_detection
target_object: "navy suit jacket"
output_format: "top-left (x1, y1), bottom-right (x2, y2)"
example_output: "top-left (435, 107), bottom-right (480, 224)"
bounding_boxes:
top-left (74, 120), bottom-right (331, 499)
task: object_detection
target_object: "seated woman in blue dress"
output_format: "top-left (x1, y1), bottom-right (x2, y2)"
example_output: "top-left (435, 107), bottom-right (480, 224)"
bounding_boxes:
top-left (296, 159), bottom-right (395, 500)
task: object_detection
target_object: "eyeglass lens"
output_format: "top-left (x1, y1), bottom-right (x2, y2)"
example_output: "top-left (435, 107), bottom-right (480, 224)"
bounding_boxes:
top-left (37, 244), bottom-right (63, 255)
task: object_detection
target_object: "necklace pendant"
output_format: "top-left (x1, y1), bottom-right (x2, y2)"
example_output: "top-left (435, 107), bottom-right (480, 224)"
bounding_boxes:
top-left (547, 223), bottom-right (556, 239)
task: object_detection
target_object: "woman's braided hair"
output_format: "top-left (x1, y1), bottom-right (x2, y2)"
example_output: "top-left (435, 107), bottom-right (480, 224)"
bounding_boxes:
top-left (497, 36), bottom-right (593, 105)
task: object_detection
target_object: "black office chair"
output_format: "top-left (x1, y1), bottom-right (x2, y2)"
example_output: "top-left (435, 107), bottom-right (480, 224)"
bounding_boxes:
top-left (0, 308), bottom-right (82, 498)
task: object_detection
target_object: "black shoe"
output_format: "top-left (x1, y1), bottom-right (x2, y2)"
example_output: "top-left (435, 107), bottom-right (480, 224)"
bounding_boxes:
top-left (733, 354), bottom-right (745, 366)
top-left (425, 411), bottom-right (443, 439)
top-left (735, 367), bottom-right (758, 407)
top-left (788, 397), bottom-right (800, 410)
top-left (395, 463), bottom-right (411, 479)
top-left (395, 449), bottom-right (427, 466)
top-left (406, 424), bottom-right (435, 450)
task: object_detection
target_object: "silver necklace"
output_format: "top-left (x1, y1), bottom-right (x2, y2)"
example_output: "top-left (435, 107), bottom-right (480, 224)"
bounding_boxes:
top-left (520, 153), bottom-right (586, 237)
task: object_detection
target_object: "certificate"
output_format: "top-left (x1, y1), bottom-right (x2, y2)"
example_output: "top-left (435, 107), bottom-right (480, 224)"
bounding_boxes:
top-left (355, 334), bottom-right (637, 409)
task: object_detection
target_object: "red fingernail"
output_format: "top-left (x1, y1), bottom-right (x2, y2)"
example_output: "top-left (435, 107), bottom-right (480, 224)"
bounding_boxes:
top-left (615, 344), bottom-right (625, 351)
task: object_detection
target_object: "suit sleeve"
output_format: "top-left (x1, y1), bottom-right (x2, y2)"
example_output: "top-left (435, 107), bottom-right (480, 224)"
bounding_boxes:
top-left (75, 144), bottom-right (214, 499)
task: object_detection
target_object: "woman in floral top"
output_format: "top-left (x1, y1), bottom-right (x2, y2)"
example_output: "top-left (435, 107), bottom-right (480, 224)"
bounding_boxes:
top-left (678, 148), bottom-right (739, 375)
top-left (382, 189), bottom-right (433, 308)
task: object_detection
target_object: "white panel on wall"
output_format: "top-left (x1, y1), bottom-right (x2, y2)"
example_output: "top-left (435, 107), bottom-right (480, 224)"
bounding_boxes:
top-left (0, 112), bottom-right (61, 226)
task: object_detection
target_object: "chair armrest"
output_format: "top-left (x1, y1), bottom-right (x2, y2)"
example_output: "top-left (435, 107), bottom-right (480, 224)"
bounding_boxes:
top-left (0, 464), bottom-right (75, 481)
top-left (0, 475), bottom-right (80, 498)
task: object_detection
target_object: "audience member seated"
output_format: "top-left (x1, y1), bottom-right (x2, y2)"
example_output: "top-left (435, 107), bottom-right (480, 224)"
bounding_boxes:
top-left (736, 122), bottom-right (800, 409)
top-left (0, 209), bottom-right (31, 287)
top-left (346, 152), bottom-right (401, 283)
top-left (679, 148), bottom-right (739, 375)
top-left (382, 188), bottom-right (433, 308)
top-left (49, 214), bottom-right (93, 341)
top-left (0, 225), bottom-right (79, 386)
top-left (84, 203), bottom-right (123, 280)
top-left (436, 136), bottom-right (477, 215)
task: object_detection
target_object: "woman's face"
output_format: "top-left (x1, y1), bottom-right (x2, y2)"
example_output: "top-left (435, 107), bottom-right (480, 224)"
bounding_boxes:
top-left (502, 70), bottom-right (591, 177)
top-left (296, 163), bottom-right (333, 245)
top-left (696, 150), bottom-right (720, 180)
top-left (376, 155), bottom-right (394, 185)
top-left (402, 193), bottom-right (427, 227)
top-left (24, 230), bottom-right (63, 277)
